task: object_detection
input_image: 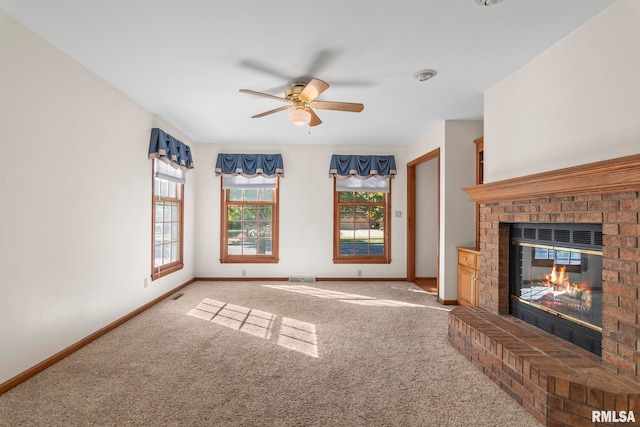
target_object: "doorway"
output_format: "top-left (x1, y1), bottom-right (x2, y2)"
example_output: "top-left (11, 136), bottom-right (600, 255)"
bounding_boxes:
top-left (407, 148), bottom-right (440, 296)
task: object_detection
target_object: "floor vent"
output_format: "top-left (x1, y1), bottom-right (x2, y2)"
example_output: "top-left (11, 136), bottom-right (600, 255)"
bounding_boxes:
top-left (289, 276), bottom-right (316, 283)
top-left (171, 293), bottom-right (185, 300)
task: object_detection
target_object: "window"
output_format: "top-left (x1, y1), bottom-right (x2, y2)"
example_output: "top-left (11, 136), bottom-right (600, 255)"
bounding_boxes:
top-left (333, 178), bottom-right (391, 263)
top-left (220, 179), bottom-right (279, 263)
top-left (152, 160), bottom-right (184, 279)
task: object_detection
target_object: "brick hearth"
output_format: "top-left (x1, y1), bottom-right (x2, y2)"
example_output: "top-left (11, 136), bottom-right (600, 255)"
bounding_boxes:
top-left (451, 155), bottom-right (640, 426)
top-left (449, 306), bottom-right (640, 426)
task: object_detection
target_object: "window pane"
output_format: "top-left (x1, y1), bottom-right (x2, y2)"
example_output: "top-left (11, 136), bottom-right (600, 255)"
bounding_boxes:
top-left (257, 238), bottom-right (272, 255)
top-left (258, 206), bottom-right (272, 220)
top-left (340, 206), bottom-right (354, 229)
top-left (168, 181), bottom-right (176, 198)
top-left (163, 243), bottom-right (172, 264)
top-left (228, 221), bottom-right (242, 239)
top-left (229, 189), bottom-right (243, 201)
top-left (243, 238), bottom-right (257, 255)
top-left (155, 224), bottom-right (163, 245)
top-left (258, 188), bottom-right (273, 202)
top-left (369, 192), bottom-right (384, 202)
top-left (154, 178), bottom-right (161, 196)
top-left (369, 241), bottom-right (384, 256)
top-left (244, 189), bottom-right (258, 202)
top-left (243, 224), bottom-right (257, 237)
top-left (160, 180), bottom-right (169, 197)
top-left (163, 203), bottom-right (172, 221)
top-left (170, 203), bottom-right (178, 221)
top-left (227, 206), bottom-right (241, 221)
top-left (155, 202), bottom-right (163, 222)
top-left (172, 222), bottom-right (179, 241)
top-left (370, 207), bottom-right (384, 230)
top-left (171, 242), bottom-right (179, 262)
top-left (154, 245), bottom-right (162, 267)
top-left (227, 214), bottom-right (242, 255)
top-left (163, 225), bottom-right (171, 243)
top-left (340, 230), bottom-right (355, 256)
top-left (356, 206), bottom-right (370, 230)
top-left (354, 192), bottom-right (368, 202)
top-left (338, 191), bottom-right (354, 202)
top-left (258, 221), bottom-right (272, 237)
top-left (243, 206), bottom-right (257, 221)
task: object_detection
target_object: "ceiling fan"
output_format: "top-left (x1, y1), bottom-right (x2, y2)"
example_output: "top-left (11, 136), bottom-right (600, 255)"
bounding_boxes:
top-left (239, 78), bottom-right (364, 127)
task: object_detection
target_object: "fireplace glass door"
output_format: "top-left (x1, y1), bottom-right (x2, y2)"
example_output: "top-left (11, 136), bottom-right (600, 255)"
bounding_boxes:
top-left (509, 223), bottom-right (603, 355)
top-left (511, 243), bottom-right (602, 330)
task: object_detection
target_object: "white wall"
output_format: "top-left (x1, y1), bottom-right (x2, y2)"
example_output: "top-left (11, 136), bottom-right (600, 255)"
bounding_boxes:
top-left (442, 121), bottom-right (483, 301)
top-left (407, 120), bottom-right (482, 301)
top-left (0, 11), bottom-right (195, 384)
top-left (193, 143), bottom-right (407, 279)
top-left (484, 0), bottom-right (640, 183)
top-left (415, 157), bottom-right (438, 277)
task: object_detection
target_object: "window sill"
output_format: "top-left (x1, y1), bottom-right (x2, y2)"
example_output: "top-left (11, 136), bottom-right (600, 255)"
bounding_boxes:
top-left (333, 257), bottom-right (390, 264)
top-left (151, 263), bottom-right (184, 280)
top-left (220, 255), bottom-right (279, 264)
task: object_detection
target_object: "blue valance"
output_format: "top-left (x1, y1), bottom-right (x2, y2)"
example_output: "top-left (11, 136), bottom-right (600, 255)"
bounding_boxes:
top-left (148, 128), bottom-right (194, 172)
top-left (329, 155), bottom-right (397, 179)
top-left (215, 153), bottom-right (284, 178)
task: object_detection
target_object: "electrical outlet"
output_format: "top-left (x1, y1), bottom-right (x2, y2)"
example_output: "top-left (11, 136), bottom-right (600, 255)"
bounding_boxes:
top-left (241, 269), bottom-right (247, 277)
top-left (395, 210), bottom-right (402, 218)
top-left (144, 277), bottom-right (148, 288)
top-left (357, 269), bottom-right (363, 277)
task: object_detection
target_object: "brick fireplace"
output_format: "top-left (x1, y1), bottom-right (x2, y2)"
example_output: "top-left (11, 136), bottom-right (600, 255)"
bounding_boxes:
top-left (449, 154), bottom-right (640, 426)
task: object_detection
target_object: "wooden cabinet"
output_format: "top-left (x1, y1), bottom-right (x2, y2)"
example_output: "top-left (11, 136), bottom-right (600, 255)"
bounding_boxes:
top-left (457, 247), bottom-right (480, 306)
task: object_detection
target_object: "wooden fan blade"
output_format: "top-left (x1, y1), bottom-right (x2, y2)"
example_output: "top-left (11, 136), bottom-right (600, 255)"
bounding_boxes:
top-left (251, 105), bottom-right (289, 118)
top-left (239, 89), bottom-right (289, 102)
top-left (299, 78), bottom-right (330, 102)
top-left (312, 100), bottom-right (364, 112)
top-left (306, 108), bottom-right (322, 127)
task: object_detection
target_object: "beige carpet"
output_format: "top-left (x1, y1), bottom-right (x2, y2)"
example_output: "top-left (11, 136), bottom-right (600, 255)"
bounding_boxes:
top-left (0, 281), bottom-right (541, 426)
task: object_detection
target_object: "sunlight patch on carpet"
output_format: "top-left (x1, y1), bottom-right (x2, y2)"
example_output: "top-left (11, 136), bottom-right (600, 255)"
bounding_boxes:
top-left (262, 284), bottom-right (446, 309)
top-left (262, 285), bottom-right (376, 300)
top-left (392, 286), bottom-right (429, 293)
top-left (187, 299), bottom-right (276, 340)
top-left (187, 299), bottom-right (319, 357)
top-left (339, 299), bottom-right (427, 307)
top-left (277, 317), bottom-right (318, 358)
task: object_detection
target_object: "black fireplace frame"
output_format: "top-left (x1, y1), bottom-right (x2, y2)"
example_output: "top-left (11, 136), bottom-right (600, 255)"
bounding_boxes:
top-left (509, 223), bottom-right (603, 356)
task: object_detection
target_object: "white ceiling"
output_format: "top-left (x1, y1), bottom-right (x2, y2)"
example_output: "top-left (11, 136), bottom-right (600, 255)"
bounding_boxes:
top-left (0, 0), bottom-right (614, 146)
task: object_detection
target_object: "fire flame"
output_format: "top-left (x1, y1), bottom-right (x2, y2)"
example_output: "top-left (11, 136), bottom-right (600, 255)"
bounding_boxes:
top-left (543, 264), bottom-right (591, 308)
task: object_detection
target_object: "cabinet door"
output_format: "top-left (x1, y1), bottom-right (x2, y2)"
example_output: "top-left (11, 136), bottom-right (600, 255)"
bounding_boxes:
top-left (458, 265), bottom-right (476, 306)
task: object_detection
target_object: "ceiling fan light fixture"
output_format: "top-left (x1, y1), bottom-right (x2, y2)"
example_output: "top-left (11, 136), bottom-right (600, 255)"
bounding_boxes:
top-left (289, 108), bottom-right (311, 126)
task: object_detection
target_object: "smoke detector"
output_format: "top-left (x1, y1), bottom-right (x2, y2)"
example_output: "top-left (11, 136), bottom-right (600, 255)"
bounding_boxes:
top-left (414, 69), bottom-right (437, 82)
top-left (475, 0), bottom-right (503, 5)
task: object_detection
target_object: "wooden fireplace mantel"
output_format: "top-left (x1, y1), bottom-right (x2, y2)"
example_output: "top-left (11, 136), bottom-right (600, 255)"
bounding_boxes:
top-left (463, 153), bottom-right (640, 203)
